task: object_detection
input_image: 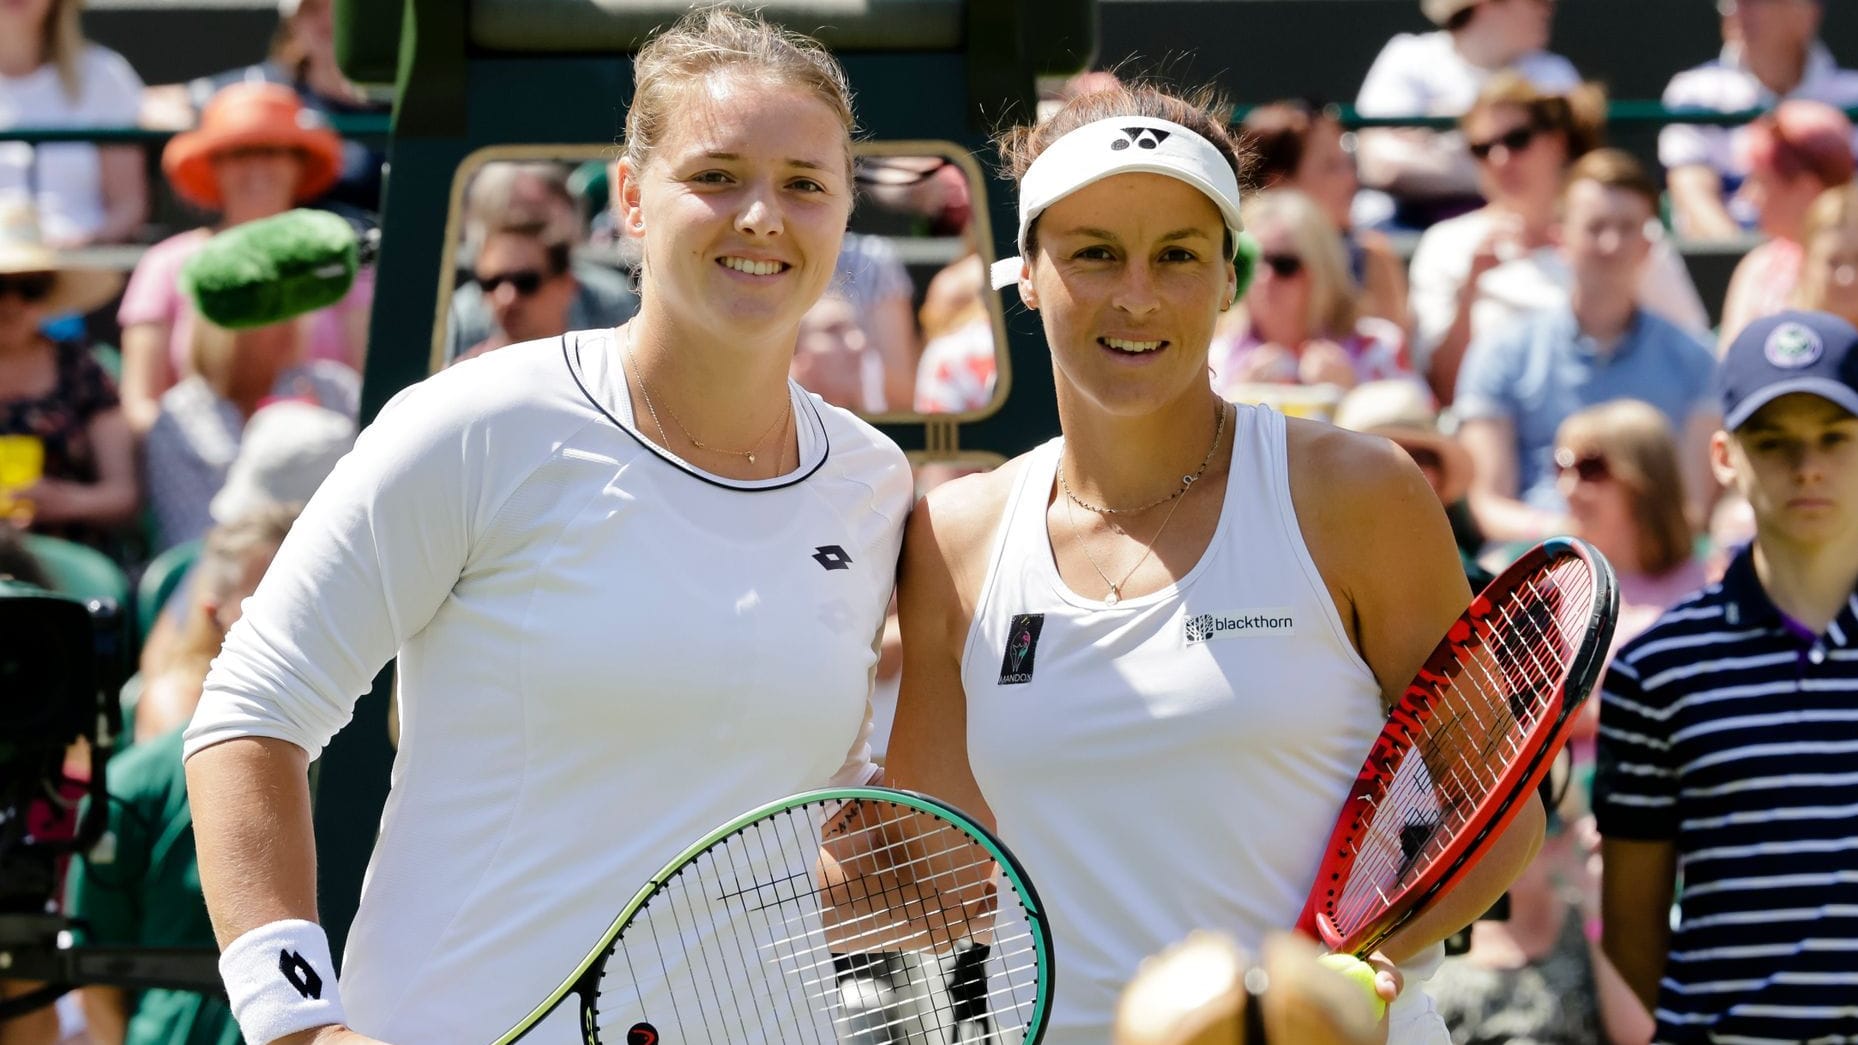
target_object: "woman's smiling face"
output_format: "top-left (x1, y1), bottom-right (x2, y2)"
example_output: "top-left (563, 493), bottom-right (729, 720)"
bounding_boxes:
top-left (1024, 172), bottom-right (1234, 417)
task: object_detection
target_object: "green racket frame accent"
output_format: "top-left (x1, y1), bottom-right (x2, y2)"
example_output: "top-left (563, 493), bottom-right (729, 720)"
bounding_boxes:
top-left (490, 786), bottom-right (1054, 1044)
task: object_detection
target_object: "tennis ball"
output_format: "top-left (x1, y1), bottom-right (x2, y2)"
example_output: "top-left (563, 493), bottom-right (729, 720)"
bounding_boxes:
top-left (1316, 952), bottom-right (1388, 1021)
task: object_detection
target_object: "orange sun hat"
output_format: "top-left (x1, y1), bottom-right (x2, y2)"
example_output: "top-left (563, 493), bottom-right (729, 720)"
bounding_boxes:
top-left (162, 82), bottom-right (345, 210)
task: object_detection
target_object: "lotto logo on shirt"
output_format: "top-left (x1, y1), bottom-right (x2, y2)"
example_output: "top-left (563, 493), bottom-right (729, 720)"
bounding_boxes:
top-left (1185, 609), bottom-right (1296, 644)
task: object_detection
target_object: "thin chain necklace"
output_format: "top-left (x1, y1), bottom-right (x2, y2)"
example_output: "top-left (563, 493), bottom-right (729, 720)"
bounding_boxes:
top-left (1058, 401), bottom-right (1227, 516)
top-left (1060, 401), bottom-right (1229, 605)
top-left (624, 324), bottom-right (790, 466)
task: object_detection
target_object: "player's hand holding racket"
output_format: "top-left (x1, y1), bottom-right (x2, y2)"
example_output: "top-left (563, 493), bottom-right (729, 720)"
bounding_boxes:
top-left (1298, 537), bottom-right (1618, 968)
top-left (495, 787), bottom-right (1052, 1044)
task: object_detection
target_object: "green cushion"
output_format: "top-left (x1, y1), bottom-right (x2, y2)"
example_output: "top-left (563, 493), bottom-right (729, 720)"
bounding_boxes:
top-left (137, 539), bottom-right (202, 642)
top-left (21, 534), bottom-right (130, 610)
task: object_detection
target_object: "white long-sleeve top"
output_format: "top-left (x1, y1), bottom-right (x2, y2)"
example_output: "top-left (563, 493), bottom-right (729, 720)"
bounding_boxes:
top-left (184, 329), bottom-right (911, 1043)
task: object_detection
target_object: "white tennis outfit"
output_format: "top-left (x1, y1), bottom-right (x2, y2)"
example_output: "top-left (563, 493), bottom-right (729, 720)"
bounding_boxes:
top-left (963, 404), bottom-right (1448, 1044)
top-left (184, 330), bottom-right (911, 1043)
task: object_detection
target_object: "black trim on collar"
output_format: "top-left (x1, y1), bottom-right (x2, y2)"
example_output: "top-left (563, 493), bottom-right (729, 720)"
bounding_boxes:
top-left (560, 332), bottom-right (830, 492)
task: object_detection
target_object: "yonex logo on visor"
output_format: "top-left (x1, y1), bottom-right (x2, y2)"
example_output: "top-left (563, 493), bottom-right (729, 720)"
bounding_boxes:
top-left (989, 115), bottom-right (1246, 290)
top-left (1113, 127), bottom-right (1172, 150)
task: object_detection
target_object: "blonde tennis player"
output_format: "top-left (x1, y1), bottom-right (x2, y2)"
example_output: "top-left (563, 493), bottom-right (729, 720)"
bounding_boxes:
top-left (181, 11), bottom-right (909, 1044)
top-left (884, 82), bottom-right (1544, 1044)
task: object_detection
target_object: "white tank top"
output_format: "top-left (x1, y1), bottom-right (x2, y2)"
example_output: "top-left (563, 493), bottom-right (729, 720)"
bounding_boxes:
top-left (962, 403), bottom-right (1386, 1043)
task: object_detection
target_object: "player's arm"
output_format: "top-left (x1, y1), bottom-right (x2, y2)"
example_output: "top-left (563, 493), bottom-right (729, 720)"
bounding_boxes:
top-left (1294, 423), bottom-right (1545, 965)
top-left (1600, 837), bottom-right (1677, 1013)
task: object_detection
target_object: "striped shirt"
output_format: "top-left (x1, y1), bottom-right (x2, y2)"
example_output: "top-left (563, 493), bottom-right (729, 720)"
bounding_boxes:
top-left (1594, 545), bottom-right (1858, 1044)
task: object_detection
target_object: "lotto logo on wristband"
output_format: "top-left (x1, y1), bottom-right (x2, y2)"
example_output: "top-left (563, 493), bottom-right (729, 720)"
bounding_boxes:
top-left (278, 949), bottom-right (323, 999)
top-left (1185, 609), bottom-right (1296, 644)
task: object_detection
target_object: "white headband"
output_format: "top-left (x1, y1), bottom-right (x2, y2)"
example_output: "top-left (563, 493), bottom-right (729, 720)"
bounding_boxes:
top-left (989, 116), bottom-right (1245, 290)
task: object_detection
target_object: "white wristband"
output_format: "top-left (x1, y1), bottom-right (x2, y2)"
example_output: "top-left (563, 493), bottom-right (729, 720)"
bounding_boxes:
top-left (219, 919), bottom-right (347, 1044)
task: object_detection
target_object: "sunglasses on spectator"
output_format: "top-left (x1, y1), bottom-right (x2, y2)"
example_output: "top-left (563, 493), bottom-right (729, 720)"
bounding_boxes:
top-left (1261, 253), bottom-right (1305, 279)
top-left (1469, 126), bottom-right (1540, 162)
top-left (1555, 447), bottom-right (1612, 483)
top-left (0, 273), bottom-right (56, 302)
top-left (477, 268), bottom-right (548, 296)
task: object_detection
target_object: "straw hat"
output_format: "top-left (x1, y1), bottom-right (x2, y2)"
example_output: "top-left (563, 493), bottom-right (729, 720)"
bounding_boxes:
top-left (1422, 0), bottom-right (1482, 26)
top-left (1332, 380), bottom-right (1473, 504)
top-left (0, 202), bottom-right (124, 316)
top-left (162, 82), bottom-right (344, 210)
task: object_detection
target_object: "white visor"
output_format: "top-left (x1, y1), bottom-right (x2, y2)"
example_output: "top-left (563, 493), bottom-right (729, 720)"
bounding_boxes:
top-left (989, 116), bottom-right (1245, 290)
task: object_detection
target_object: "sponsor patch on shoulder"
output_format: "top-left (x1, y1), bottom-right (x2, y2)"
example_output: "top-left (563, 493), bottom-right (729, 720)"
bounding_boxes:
top-left (1185, 609), bottom-right (1296, 644)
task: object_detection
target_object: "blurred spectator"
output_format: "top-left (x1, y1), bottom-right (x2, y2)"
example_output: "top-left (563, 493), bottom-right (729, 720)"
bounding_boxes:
top-left (1239, 101), bottom-right (1410, 331)
top-left (834, 231), bottom-right (919, 412)
top-left (1211, 189), bottom-right (1412, 409)
top-left (0, 202), bottom-right (135, 549)
top-left (1354, 0), bottom-right (1577, 229)
top-left (1718, 99), bottom-right (1857, 346)
top-left (453, 213), bottom-right (579, 363)
top-left (142, 317), bottom-right (357, 551)
top-left (791, 290), bottom-right (886, 413)
top-left (133, 502), bottom-right (297, 742)
top-left (0, 0), bottom-right (147, 247)
top-left (117, 82), bottom-right (368, 436)
top-left (1428, 812), bottom-right (1652, 1045)
top-left (143, 0), bottom-right (388, 210)
top-left (914, 251), bottom-right (996, 414)
top-left (134, 399), bottom-right (349, 683)
top-left (1794, 181), bottom-right (1858, 325)
top-left (1596, 310), bottom-right (1858, 1045)
top-left (1411, 85), bottom-right (1709, 400)
top-left (1556, 401), bottom-right (1710, 659)
top-left (1662, 0), bottom-right (1858, 240)
top-left (1455, 152), bottom-right (1718, 544)
top-left (448, 161), bottom-right (636, 363)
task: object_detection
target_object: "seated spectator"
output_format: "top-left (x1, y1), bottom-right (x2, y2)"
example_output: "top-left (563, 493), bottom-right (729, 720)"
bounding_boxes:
top-left (1354, 0), bottom-right (1577, 229)
top-left (1455, 156), bottom-right (1719, 545)
top-left (1211, 189), bottom-right (1412, 408)
top-left (447, 161), bottom-right (636, 363)
top-left (134, 502), bottom-right (297, 742)
top-left (117, 82), bottom-right (369, 436)
top-left (1411, 86), bottom-right (1709, 401)
top-left (1794, 181), bottom-right (1858, 326)
top-left (791, 291), bottom-right (885, 413)
top-left (0, 0), bottom-right (147, 247)
top-left (834, 231), bottom-right (919, 412)
top-left (453, 212), bottom-right (581, 362)
top-left (914, 251), bottom-right (996, 414)
top-left (0, 203), bottom-right (135, 550)
top-left (1239, 101), bottom-right (1410, 331)
top-left (143, 0), bottom-right (388, 210)
top-left (1719, 99), bottom-right (1857, 346)
top-left (1662, 0), bottom-right (1858, 240)
top-left (143, 317), bottom-right (357, 551)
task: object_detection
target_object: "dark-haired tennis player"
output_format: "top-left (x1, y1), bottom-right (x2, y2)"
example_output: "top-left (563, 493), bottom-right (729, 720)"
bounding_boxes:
top-left (181, 11), bottom-right (908, 1044)
top-left (884, 82), bottom-right (1545, 1044)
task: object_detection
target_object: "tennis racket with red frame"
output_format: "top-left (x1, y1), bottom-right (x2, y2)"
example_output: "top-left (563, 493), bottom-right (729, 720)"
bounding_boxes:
top-left (1297, 536), bottom-right (1618, 958)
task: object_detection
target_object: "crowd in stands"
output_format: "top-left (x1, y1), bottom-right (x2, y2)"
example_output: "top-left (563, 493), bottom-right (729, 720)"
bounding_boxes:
top-left (3, 0), bottom-right (1858, 1042)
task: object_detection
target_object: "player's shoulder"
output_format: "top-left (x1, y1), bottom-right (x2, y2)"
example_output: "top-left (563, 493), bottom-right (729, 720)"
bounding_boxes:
top-left (806, 390), bottom-right (912, 515)
top-left (1286, 415), bottom-right (1423, 505)
top-left (908, 448), bottom-right (1038, 568)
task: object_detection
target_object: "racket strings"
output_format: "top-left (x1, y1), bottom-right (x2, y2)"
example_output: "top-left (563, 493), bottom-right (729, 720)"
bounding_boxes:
top-left (593, 799), bottom-right (1043, 1044)
top-left (1329, 560), bottom-right (1594, 937)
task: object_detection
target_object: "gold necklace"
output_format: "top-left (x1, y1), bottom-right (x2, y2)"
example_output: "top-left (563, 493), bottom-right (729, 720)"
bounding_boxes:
top-left (1058, 402), bottom-right (1227, 516)
top-left (1060, 402), bottom-right (1228, 605)
top-left (625, 324), bottom-right (790, 465)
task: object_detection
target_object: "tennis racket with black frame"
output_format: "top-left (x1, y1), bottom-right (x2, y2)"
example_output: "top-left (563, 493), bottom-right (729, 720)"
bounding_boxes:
top-left (1297, 536), bottom-right (1618, 959)
top-left (493, 786), bottom-right (1053, 1044)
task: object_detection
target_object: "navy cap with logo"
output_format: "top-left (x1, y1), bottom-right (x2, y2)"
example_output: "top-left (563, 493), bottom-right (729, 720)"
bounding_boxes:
top-left (1718, 310), bottom-right (1858, 430)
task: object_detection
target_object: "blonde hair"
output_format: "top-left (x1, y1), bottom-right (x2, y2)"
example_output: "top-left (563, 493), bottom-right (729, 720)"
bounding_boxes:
top-left (1555, 400), bottom-right (1693, 577)
top-left (1463, 73), bottom-right (1609, 162)
top-left (43, 0), bottom-right (87, 101)
top-left (623, 6), bottom-right (856, 175)
top-left (1243, 188), bottom-right (1356, 337)
top-left (1794, 182), bottom-right (1858, 312)
top-left (188, 317), bottom-right (305, 404)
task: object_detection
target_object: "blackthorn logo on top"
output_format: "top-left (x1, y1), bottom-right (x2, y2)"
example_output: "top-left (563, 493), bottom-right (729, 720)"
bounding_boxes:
top-left (1185, 609), bottom-right (1296, 644)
